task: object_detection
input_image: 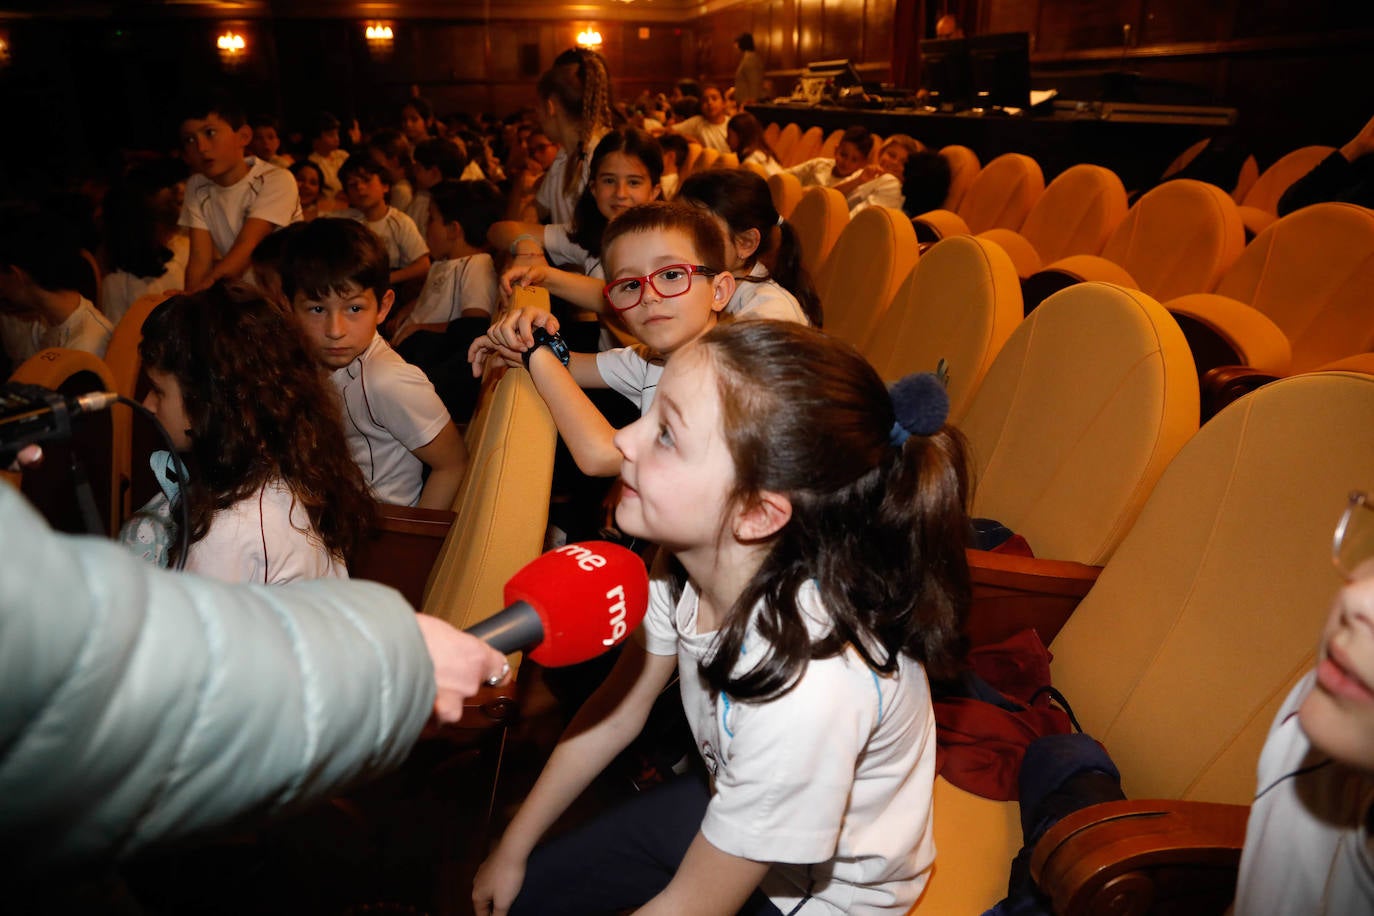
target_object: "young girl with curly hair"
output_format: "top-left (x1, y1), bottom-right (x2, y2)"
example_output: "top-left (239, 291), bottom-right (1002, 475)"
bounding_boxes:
top-left (474, 320), bottom-right (970, 915)
top-left (120, 280), bottom-right (376, 583)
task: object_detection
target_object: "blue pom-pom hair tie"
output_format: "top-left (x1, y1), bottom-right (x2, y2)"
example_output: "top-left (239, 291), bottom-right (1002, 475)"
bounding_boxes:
top-left (888, 372), bottom-right (950, 447)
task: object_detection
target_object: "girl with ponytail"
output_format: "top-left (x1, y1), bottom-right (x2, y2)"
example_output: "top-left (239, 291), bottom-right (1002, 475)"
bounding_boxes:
top-left (474, 319), bottom-right (969, 915)
top-left (532, 47), bottom-right (616, 224)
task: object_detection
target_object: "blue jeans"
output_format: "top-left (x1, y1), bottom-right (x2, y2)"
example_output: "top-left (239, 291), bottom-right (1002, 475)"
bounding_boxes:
top-left (510, 773), bottom-right (784, 915)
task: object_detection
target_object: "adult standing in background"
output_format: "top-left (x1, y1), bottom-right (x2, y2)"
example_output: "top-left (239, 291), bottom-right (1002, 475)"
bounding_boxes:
top-left (734, 33), bottom-right (764, 107)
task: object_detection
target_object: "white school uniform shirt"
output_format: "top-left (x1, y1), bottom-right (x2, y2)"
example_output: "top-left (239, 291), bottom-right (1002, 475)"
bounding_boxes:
top-left (743, 149), bottom-right (784, 176)
top-left (329, 333), bottom-right (452, 507)
top-left (595, 345), bottom-right (663, 414)
top-left (186, 478), bottom-right (347, 584)
top-left (405, 253), bottom-right (499, 328)
top-left (405, 189), bottom-right (432, 237)
top-left (309, 149), bottom-right (350, 196)
top-left (0, 297), bottom-right (113, 364)
top-left (179, 156), bottom-right (303, 258)
top-left (327, 207), bottom-right (429, 271)
top-left (729, 263), bottom-right (809, 324)
top-left (543, 223), bottom-right (603, 278)
top-left (1233, 672), bottom-right (1374, 915)
top-left (675, 116), bottom-right (731, 153)
top-left (101, 234), bottom-right (189, 325)
top-left (847, 173), bottom-right (904, 215)
top-left (639, 575), bottom-right (937, 914)
top-left (536, 132), bottom-right (603, 225)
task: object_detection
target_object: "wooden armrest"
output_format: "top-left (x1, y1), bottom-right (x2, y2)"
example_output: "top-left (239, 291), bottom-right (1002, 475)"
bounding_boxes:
top-left (1201, 365), bottom-right (1280, 420)
top-left (352, 503), bottom-right (456, 610)
top-left (912, 208), bottom-right (971, 243)
top-left (1166, 293), bottom-right (1292, 377)
top-left (966, 549), bottom-right (1101, 647)
top-left (1030, 798), bottom-right (1249, 916)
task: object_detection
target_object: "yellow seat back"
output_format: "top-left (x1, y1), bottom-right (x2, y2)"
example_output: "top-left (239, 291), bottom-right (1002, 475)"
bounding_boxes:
top-left (814, 206), bottom-right (918, 349)
top-left (767, 172), bottom-right (804, 220)
top-left (773, 123), bottom-right (803, 166)
top-left (955, 153), bottom-right (1045, 235)
top-left (1215, 202), bottom-right (1374, 374)
top-left (818, 128), bottom-right (844, 159)
top-left (939, 145), bottom-right (981, 210)
top-left (1241, 146), bottom-right (1335, 216)
top-left (1016, 164), bottom-right (1128, 265)
top-left (788, 185), bottom-right (849, 275)
top-left (863, 236), bottom-right (1021, 421)
top-left (1100, 179), bottom-right (1245, 301)
top-left (790, 126), bottom-right (824, 165)
top-left (962, 282), bottom-right (1199, 566)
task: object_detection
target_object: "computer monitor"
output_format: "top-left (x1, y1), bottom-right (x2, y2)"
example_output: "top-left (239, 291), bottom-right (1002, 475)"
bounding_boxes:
top-left (968, 32), bottom-right (1031, 110)
top-left (917, 38), bottom-right (971, 111)
top-left (804, 59), bottom-right (864, 89)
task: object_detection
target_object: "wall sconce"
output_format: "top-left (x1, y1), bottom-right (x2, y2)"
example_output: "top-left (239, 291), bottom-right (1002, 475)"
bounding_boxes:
top-left (576, 28), bottom-right (603, 50)
top-left (365, 22), bottom-right (395, 60)
top-left (0, 30), bottom-right (10, 69)
top-left (216, 30), bottom-right (246, 66)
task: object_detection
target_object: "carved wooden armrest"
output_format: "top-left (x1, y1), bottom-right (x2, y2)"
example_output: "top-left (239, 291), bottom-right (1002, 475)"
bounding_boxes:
top-left (965, 549), bottom-right (1101, 647)
top-left (1030, 799), bottom-right (1249, 916)
top-left (352, 503), bottom-right (456, 610)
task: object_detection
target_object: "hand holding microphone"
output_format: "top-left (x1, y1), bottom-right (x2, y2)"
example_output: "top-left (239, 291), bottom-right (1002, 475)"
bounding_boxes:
top-left (422, 541), bottom-right (649, 726)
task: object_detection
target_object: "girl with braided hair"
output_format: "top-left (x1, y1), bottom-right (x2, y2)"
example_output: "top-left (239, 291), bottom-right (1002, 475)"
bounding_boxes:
top-left (533, 47), bottom-right (616, 224)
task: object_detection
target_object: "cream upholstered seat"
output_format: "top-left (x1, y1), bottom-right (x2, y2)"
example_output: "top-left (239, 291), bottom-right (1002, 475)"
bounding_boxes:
top-left (862, 235), bottom-right (1021, 422)
top-left (913, 152), bottom-right (1044, 242)
top-left (1236, 145), bottom-right (1337, 235)
top-left (767, 171), bottom-right (804, 220)
top-left (939, 145), bottom-right (981, 210)
top-left (788, 185), bottom-right (849, 276)
top-left (961, 281), bottom-right (1198, 567)
top-left (789, 125), bottom-right (824, 166)
top-left (1165, 202), bottom-right (1374, 378)
top-left (773, 122), bottom-right (803, 166)
top-left (916, 369), bottom-right (1374, 914)
top-left (1027, 178), bottom-right (1245, 311)
top-left (818, 128), bottom-right (844, 159)
top-left (812, 206), bottom-right (918, 349)
top-left (976, 164), bottom-right (1129, 277)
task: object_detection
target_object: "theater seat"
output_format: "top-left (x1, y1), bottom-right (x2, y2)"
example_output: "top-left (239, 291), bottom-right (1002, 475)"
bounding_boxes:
top-left (812, 206), bottom-right (918, 349)
top-left (939, 145), bottom-right (981, 211)
top-left (767, 171), bottom-right (804, 220)
top-left (862, 235), bottom-right (1022, 422)
top-left (773, 122), bottom-right (803, 166)
top-left (788, 185), bottom-right (849, 275)
top-left (715, 151), bottom-right (739, 169)
top-left (913, 152), bottom-right (1044, 242)
top-left (917, 369), bottom-right (1374, 914)
top-left (1026, 179), bottom-right (1244, 312)
top-left (961, 282), bottom-right (1198, 569)
top-left (976, 164), bottom-right (1128, 277)
top-left (762, 121), bottom-right (781, 149)
top-left (818, 128), bottom-right (844, 159)
top-left (104, 290), bottom-right (176, 526)
top-left (1165, 202), bottom-right (1374, 380)
top-left (9, 348), bottom-right (119, 537)
top-left (790, 125), bottom-right (824, 165)
top-left (1236, 145), bottom-right (1336, 236)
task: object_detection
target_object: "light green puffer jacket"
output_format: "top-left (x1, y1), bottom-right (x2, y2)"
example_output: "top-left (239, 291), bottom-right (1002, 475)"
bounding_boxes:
top-left (0, 484), bottom-right (435, 870)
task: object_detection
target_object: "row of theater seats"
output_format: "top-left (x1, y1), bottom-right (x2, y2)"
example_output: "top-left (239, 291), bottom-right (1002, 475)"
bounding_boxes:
top-left (769, 153), bottom-right (1374, 416)
top-left (761, 121), bottom-right (898, 170)
top-left (747, 135), bottom-right (1374, 911)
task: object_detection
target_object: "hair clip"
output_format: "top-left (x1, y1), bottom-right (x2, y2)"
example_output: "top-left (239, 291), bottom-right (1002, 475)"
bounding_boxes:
top-left (889, 372), bottom-right (949, 446)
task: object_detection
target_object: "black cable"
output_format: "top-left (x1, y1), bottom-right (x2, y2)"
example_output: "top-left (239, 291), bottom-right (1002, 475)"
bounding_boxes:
top-left (117, 395), bottom-right (190, 572)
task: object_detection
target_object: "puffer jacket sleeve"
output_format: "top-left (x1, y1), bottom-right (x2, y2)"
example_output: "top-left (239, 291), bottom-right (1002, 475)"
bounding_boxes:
top-left (0, 485), bottom-right (435, 870)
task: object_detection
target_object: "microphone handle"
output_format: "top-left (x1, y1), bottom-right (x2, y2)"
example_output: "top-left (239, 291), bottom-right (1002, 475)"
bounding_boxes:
top-left (465, 600), bottom-right (543, 654)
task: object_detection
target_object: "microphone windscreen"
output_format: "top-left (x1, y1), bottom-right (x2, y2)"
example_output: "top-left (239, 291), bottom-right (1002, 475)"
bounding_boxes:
top-left (503, 541), bottom-right (649, 667)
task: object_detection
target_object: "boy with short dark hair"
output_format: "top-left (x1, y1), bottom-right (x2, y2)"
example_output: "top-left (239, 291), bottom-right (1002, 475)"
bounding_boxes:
top-left (177, 91), bottom-right (302, 291)
top-left (283, 218), bottom-right (466, 510)
top-left (306, 111), bottom-right (349, 198)
top-left (327, 155), bottom-right (430, 288)
top-left (408, 138), bottom-right (467, 234)
top-left (249, 114), bottom-right (293, 169)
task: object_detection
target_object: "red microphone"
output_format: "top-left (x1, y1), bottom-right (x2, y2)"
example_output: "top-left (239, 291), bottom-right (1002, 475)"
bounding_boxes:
top-left (465, 541), bottom-right (649, 666)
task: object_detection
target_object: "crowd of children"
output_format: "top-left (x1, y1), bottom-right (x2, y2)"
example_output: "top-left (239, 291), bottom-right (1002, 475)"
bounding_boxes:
top-left (1, 44), bottom-right (1367, 916)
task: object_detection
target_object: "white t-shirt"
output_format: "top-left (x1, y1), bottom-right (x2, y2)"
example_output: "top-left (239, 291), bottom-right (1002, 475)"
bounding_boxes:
top-left (389, 178), bottom-right (414, 214)
top-left (327, 207), bottom-right (429, 270)
top-left (405, 253), bottom-right (499, 328)
top-left (729, 263), bottom-right (809, 324)
top-left (536, 131), bottom-right (603, 225)
top-left (595, 345), bottom-right (664, 414)
top-left (640, 575), bottom-right (937, 915)
top-left (330, 334), bottom-right (452, 507)
top-left (309, 149), bottom-right (350, 195)
top-left (675, 116), bottom-right (731, 153)
top-left (544, 223), bottom-right (602, 278)
top-left (787, 157), bottom-right (840, 188)
top-left (179, 156), bottom-right (303, 258)
top-left (101, 234), bottom-right (189, 324)
top-left (744, 149), bottom-right (784, 176)
top-left (1233, 672), bottom-right (1374, 915)
top-left (848, 174), bottom-right (904, 215)
top-left (0, 297), bottom-right (113, 364)
top-left (186, 478), bottom-right (347, 584)
top-left (405, 189), bottom-right (432, 237)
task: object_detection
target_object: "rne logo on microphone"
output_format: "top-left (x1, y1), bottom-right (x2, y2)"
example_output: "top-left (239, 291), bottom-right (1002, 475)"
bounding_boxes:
top-left (603, 584), bottom-right (628, 646)
top-left (554, 543), bottom-right (607, 571)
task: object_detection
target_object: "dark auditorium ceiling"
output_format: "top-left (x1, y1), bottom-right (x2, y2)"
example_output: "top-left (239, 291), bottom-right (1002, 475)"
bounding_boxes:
top-left (0, 0), bottom-right (706, 16)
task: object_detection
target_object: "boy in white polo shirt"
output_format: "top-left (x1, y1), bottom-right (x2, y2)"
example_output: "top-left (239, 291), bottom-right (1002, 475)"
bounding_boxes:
top-left (327, 155), bottom-right (431, 289)
top-left (283, 218), bottom-right (467, 510)
top-left (177, 91), bottom-right (302, 291)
